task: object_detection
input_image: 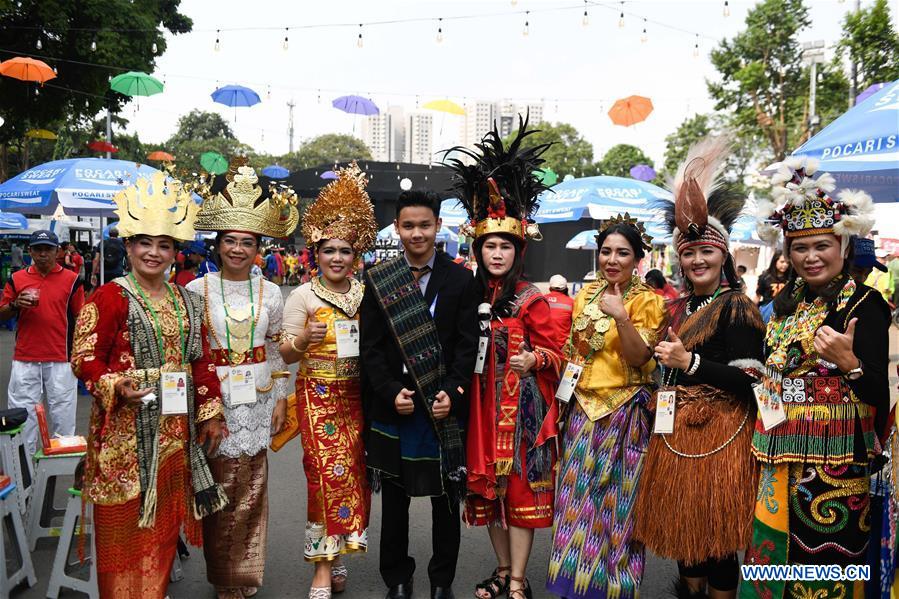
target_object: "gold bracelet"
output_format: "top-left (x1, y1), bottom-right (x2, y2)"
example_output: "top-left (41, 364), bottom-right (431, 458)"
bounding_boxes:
top-left (271, 371), bottom-right (291, 379)
top-left (290, 334), bottom-right (306, 354)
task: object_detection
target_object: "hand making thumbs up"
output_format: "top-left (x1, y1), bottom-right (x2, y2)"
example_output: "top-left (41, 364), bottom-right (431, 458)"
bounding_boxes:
top-left (509, 341), bottom-right (536, 375)
top-left (304, 314), bottom-right (328, 346)
top-left (654, 327), bottom-right (692, 370)
top-left (599, 282), bottom-right (628, 322)
top-left (814, 317), bottom-right (860, 372)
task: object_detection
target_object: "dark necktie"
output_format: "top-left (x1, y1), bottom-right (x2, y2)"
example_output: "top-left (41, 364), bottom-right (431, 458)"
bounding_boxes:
top-left (410, 264), bottom-right (431, 282)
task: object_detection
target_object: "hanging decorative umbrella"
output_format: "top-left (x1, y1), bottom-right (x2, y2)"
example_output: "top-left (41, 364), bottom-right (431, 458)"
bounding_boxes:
top-left (608, 95), bottom-right (654, 127)
top-left (147, 150), bottom-right (174, 162)
top-left (535, 168), bottom-right (558, 186)
top-left (320, 170), bottom-right (338, 180)
top-left (856, 82), bottom-right (887, 105)
top-left (211, 85), bottom-right (261, 108)
top-left (331, 95), bottom-right (379, 116)
top-left (25, 129), bottom-right (56, 140)
top-left (629, 164), bottom-right (656, 181)
top-left (87, 140), bottom-right (118, 153)
top-left (422, 99), bottom-right (466, 116)
top-left (200, 151), bottom-right (228, 175)
top-left (0, 57), bottom-right (56, 84)
top-left (262, 165), bottom-right (289, 179)
top-left (110, 71), bottom-right (164, 97)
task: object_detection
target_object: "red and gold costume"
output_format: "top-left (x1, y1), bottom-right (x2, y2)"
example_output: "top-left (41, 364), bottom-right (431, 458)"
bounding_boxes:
top-left (465, 281), bottom-right (562, 528)
top-left (72, 282), bottom-right (223, 598)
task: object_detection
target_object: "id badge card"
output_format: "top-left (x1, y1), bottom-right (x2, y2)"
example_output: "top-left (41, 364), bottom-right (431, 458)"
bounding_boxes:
top-left (653, 390), bottom-right (677, 434)
top-left (335, 320), bottom-right (360, 358)
top-left (753, 382), bottom-right (786, 431)
top-left (161, 372), bottom-right (189, 415)
top-left (474, 336), bottom-right (489, 374)
top-left (229, 365), bottom-right (258, 406)
top-left (555, 361), bottom-right (584, 404)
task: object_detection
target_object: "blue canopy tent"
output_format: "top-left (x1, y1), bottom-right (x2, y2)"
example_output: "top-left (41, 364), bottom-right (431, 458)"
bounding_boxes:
top-left (790, 78), bottom-right (899, 202)
top-left (0, 211), bottom-right (27, 229)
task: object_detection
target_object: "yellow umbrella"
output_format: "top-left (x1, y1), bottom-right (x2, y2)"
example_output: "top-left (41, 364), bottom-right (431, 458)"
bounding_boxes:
top-left (422, 99), bottom-right (466, 116)
top-left (25, 128), bottom-right (57, 140)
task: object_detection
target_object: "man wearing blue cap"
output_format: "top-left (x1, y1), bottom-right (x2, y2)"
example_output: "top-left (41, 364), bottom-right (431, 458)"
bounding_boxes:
top-left (0, 230), bottom-right (84, 456)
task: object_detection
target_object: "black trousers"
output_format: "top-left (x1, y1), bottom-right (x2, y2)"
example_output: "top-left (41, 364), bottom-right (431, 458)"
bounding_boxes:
top-left (379, 479), bottom-right (461, 588)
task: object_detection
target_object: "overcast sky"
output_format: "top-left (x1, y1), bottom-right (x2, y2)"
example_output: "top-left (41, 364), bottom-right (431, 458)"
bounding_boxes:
top-left (122, 0), bottom-right (878, 167)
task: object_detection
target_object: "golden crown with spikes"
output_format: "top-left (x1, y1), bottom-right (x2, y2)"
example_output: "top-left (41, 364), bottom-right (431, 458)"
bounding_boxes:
top-left (302, 162), bottom-right (378, 254)
top-left (193, 157), bottom-right (299, 238)
top-left (597, 212), bottom-right (653, 250)
top-left (112, 171), bottom-right (199, 242)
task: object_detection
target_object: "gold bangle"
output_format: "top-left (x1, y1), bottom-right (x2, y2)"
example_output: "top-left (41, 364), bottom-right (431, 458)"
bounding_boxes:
top-left (271, 371), bottom-right (291, 379)
top-left (290, 334), bottom-right (305, 353)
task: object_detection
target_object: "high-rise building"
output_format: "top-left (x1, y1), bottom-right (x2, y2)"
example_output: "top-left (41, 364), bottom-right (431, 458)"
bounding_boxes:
top-left (362, 106), bottom-right (405, 162)
top-left (461, 100), bottom-right (545, 149)
top-left (405, 112), bottom-right (434, 165)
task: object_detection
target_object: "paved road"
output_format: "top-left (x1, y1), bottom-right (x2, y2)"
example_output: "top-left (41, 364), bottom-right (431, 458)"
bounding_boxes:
top-left (2, 287), bottom-right (895, 598)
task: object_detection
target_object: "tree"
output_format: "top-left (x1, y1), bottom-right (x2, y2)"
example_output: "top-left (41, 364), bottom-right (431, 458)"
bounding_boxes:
top-left (595, 144), bottom-right (654, 179)
top-left (502, 122), bottom-right (596, 178)
top-left (279, 134), bottom-right (372, 171)
top-left (167, 110), bottom-right (235, 146)
top-left (0, 0), bottom-right (192, 178)
top-left (663, 114), bottom-right (712, 176)
top-left (838, 0), bottom-right (899, 100)
top-left (707, 0), bottom-right (847, 162)
top-left (165, 137), bottom-right (254, 174)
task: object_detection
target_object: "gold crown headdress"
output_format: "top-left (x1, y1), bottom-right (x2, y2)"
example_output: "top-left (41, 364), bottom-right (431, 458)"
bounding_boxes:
top-left (597, 212), bottom-right (653, 250)
top-left (113, 171), bottom-right (199, 242)
top-left (301, 162), bottom-right (378, 254)
top-left (193, 157), bottom-right (299, 238)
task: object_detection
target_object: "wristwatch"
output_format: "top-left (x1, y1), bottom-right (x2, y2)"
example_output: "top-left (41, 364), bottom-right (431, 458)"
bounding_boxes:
top-left (844, 360), bottom-right (864, 381)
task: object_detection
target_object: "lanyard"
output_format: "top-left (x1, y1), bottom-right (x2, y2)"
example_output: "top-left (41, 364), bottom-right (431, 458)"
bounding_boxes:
top-left (220, 274), bottom-right (256, 357)
top-left (128, 273), bottom-right (186, 365)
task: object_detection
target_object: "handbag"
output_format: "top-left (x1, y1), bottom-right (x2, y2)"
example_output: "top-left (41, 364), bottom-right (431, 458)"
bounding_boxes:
top-left (270, 393), bottom-right (299, 452)
top-left (0, 408), bottom-right (28, 432)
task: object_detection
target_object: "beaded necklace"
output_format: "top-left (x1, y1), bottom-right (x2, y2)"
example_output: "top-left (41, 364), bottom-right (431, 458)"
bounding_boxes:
top-left (128, 273), bottom-right (186, 365)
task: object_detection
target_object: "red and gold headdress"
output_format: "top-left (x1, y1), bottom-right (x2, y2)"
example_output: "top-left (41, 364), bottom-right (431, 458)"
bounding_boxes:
top-left (444, 114), bottom-right (551, 242)
top-left (301, 162), bottom-right (377, 254)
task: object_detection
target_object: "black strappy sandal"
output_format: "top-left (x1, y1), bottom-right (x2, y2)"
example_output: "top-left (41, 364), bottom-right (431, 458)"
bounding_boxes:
top-left (508, 576), bottom-right (533, 599)
top-left (475, 565), bottom-right (511, 598)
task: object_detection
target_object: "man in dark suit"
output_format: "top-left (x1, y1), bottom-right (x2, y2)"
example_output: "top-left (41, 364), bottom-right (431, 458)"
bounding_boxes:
top-left (361, 190), bottom-right (479, 599)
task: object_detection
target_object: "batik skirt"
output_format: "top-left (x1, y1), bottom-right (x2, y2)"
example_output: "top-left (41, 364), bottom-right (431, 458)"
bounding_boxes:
top-left (546, 388), bottom-right (651, 599)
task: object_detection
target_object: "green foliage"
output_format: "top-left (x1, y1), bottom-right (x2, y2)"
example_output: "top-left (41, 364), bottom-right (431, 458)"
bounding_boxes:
top-left (706, 0), bottom-right (847, 162)
top-left (0, 0), bottom-right (192, 177)
top-left (663, 114), bottom-right (712, 176)
top-left (838, 0), bottom-right (899, 94)
top-left (167, 110), bottom-right (235, 145)
top-left (278, 134), bottom-right (372, 171)
top-left (502, 122), bottom-right (596, 178)
top-left (595, 144), bottom-right (654, 179)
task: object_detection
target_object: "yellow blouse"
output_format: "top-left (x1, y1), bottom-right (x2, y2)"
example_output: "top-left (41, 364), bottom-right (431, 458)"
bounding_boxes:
top-left (569, 279), bottom-right (666, 421)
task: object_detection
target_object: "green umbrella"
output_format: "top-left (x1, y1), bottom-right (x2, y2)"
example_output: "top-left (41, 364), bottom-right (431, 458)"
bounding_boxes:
top-left (535, 168), bottom-right (558, 186)
top-left (109, 71), bottom-right (164, 97)
top-left (200, 151), bottom-right (228, 175)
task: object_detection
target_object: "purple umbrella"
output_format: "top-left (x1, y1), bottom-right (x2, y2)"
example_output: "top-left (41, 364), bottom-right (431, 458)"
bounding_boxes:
top-left (320, 171), bottom-right (338, 180)
top-left (856, 82), bottom-right (886, 105)
top-left (332, 95), bottom-right (379, 116)
top-left (629, 164), bottom-right (656, 182)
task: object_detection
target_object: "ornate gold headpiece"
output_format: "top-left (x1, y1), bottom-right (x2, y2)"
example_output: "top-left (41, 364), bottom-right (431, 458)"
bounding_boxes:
top-left (302, 162), bottom-right (378, 254)
top-left (193, 157), bottom-right (299, 238)
top-left (113, 171), bottom-right (199, 242)
top-left (597, 212), bottom-right (653, 250)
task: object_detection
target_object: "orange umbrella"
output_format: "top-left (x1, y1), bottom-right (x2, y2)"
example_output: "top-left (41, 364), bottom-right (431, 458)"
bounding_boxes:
top-left (608, 95), bottom-right (654, 127)
top-left (0, 57), bottom-right (56, 84)
top-left (147, 150), bottom-right (174, 162)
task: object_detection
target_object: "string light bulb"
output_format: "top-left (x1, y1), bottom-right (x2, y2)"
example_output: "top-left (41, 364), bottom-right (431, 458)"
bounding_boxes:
top-left (151, 42), bottom-right (157, 53)
top-left (723, 0), bottom-right (730, 17)
top-left (693, 34), bottom-right (700, 57)
top-left (641, 19), bottom-right (648, 43)
top-left (35, 38), bottom-right (42, 50)
top-left (357, 24), bottom-right (363, 48)
top-left (214, 30), bottom-right (220, 51)
top-left (283, 28), bottom-right (289, 50)
top-left (582, 1), bottom-right (589, 26)
top-left (618, 2), bottom-right (625, 27)
top-left (90, 40), bottom-right (96, 52)
top-left (523, 11), bottom-right (530, 36)
top-left (436, 18), bottom-right (443, 43)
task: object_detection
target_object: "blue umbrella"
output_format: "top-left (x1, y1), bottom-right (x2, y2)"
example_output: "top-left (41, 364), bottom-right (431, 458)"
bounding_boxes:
top-left (332, 95), bottom-right (379, 116)
top-left (262, 165), bottom-right (289, 179)
top-left (534, 176), bottom-right (672, 223)
top-left (0, 158), bottom-right (163, 216)
top-left (320, 171), bottom-right (338, 180)
top-left (791, 78), bottom-right (899, 202)
top-left (0, 211), bottom-right (27, 229)
top-left (211, 85), bottom-right (261, 107)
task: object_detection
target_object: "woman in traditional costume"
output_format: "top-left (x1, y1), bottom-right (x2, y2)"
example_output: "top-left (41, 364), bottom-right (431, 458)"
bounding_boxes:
top-left (280, 163), bottom-right (377, 599)
top-left (738, 157), bottom-right (891, 599)
top-left (444, 119), bottom-right (562, 599)
top-left (187, 159), bottom-right (296, 599)
top-left (546, 215), bottom-right (666, 599)
top-left (71, 172), bottom-right (228, 598)
top-left (633, 138), bottom-right (765, 599)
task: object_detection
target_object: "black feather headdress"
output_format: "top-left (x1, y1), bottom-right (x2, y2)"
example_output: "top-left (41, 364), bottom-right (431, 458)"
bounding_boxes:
top-left (656, 136), bottom-right (745, 253)
top-left (443, 113), bottom-right (552, 241)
